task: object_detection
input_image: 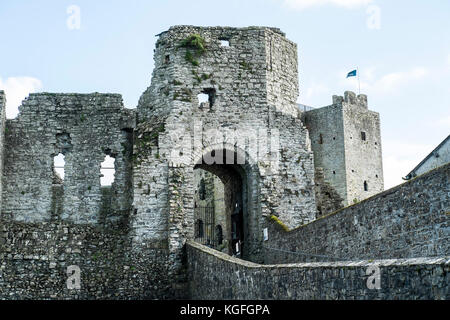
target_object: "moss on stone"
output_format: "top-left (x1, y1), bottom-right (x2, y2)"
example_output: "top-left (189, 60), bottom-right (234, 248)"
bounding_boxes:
top-left (179, 34), bottom-right (206, 66)
top-left (269, 215), bottom-right (290, 232)
top-left (179, 34), bottom-right (206, 54)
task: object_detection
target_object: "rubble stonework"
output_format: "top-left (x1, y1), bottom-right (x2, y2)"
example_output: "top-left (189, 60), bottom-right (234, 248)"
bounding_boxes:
top-left (1, 93), bottom-right (135, 224)
top-left (0, 26), bottom-right (447, 300)
top-left (132, 26), bottom-right (316, 267)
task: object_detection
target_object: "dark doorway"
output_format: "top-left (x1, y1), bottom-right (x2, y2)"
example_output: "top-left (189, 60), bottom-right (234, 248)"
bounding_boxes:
top-left (194, 148), bottom-right (247, 258)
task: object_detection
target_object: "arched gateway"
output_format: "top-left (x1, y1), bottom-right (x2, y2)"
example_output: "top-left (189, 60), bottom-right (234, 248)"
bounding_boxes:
top-left (131, 26), bottom-right (317, 280)
top-left (193, 146), bottom-right (261, 261)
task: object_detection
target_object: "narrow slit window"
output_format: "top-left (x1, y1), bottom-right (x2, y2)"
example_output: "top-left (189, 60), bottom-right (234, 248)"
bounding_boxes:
top-left (100, 155), bottom-right (115, 186)
top-left (361, 131), bottom-right (366, 141)
top-left (54, 153), bottom-right (65, 181)
top-left (364, 181), bottom-right (368, 191)
top-left (319, 133), bottom-right (323, 144)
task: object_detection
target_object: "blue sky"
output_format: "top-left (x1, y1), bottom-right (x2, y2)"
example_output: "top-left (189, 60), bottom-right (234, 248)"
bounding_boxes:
top-left (0, 0), bottom-right (449, 188)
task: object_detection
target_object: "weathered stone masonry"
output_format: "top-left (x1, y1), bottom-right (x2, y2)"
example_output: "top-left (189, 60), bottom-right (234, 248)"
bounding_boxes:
top-left (132, 26), bottom-right (317, 268)
top-left (264, 163), bottom-right (449, 264)
top-left (0, 91), bottom-right (6, 214)
top-left (0, 26), bottom-right (447, 300)
top-left (187, 241), bottom-right (448, 300)
top-left (304, 92), bottom-right (384, 206)
top-left (1, 93), bottom-right (135, 224)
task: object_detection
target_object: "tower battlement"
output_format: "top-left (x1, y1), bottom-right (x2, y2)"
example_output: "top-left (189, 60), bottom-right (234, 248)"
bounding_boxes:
top-left (332, 91), bottom-right (368, 109)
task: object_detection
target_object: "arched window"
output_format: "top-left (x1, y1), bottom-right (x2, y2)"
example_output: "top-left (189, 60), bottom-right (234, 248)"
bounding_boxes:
top-left (100, 155), bottom-right (115, 186)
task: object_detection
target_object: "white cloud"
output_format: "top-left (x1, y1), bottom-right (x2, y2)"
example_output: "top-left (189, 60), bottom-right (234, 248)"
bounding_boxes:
top-left (342, 66), bottom-right (429, 94)
top-left (382, 140), bottom-right (433, 189)
top-left (280, 0), bottom-right (373, 10)
top-left (0, 76), bottom-right (43, 119)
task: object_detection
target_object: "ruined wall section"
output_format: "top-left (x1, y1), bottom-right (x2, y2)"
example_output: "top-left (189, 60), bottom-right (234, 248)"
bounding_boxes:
top-left (131, 26), bottom-right (182, 246)
top-left (0, 91), bottom-right (6, 213)
top-left (341, 91), bottom-right (384, 203)
top-left (1, 93), bottom-right (135, 224)
top-left (314, 168), bottom-right (344, 217)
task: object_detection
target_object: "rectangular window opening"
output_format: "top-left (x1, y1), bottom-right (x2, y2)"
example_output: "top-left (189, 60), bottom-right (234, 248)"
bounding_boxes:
top-left (361, 131), bottom-right (366, 141)
top-left (53, 153), bottom-right (65, 182)
top-left (101, 155), bottom-right (116, 186)
top-left (219, 38), bottom-right (230, 47)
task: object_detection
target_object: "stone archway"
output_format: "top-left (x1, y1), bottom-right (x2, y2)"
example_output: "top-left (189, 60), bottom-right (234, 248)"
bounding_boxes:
top-left (192, 146), bottom-right (262, 262)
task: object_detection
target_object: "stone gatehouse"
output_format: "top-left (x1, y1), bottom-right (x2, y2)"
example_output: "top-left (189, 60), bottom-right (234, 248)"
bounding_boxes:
top-left (0, 26), bottom-right (446, 300)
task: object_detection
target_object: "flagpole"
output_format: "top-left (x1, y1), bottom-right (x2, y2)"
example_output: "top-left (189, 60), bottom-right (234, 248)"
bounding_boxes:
top-left (357, 67), bottom-right (361, 95)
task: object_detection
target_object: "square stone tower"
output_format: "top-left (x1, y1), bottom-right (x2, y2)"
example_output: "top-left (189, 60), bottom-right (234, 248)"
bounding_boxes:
top-left (304, 91), bottom-right (384, 205)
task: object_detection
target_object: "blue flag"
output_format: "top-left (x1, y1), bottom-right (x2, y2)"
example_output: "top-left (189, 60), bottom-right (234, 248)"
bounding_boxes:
top-left (347, 69), bottom-right (357, 78)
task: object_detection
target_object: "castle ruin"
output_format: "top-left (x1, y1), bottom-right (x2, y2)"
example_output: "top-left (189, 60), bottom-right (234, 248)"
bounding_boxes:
top-left (0, 26), bottom-right (447, 300)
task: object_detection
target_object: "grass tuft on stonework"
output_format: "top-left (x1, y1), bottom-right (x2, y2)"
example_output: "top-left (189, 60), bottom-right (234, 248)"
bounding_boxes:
top-left (269, 215), bottom-right (290, 232)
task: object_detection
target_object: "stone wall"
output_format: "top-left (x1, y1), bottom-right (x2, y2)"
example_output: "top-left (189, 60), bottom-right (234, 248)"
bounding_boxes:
top-left (187, 241), bottom-right (449, 300)
top-left (314, 167), bottom-right (344, 217)
top-left (264, 163), bottom-right (449, 264)
top-left (264, 29), bottom-right (299, 117)
top-left (0, 219), bottom-right (178, 299)
top-left (1, 93), bottom-right (135, 224)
